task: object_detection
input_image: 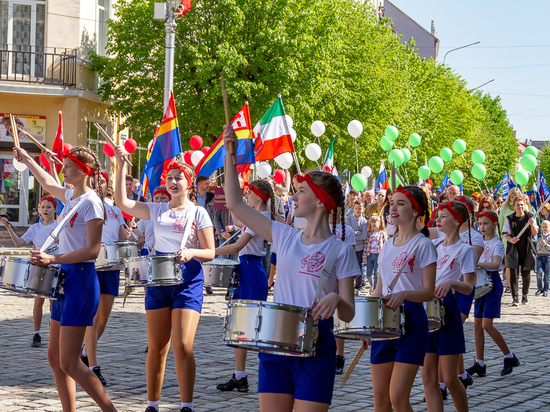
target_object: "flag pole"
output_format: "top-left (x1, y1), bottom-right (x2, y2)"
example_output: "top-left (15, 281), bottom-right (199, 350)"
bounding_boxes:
top-left (220, 72), bottom-right (236, 166)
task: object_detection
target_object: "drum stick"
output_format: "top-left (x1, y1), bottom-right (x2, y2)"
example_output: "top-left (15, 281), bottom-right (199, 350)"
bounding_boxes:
top-left (16, 127), bottom-right (64, 165)
top-left (340, 344), bottom-right (367, 387)
top-left (217, 227), bottom-right (242, 248)
top-left (9, 114), bottom-right (20, 148)
top-left (515, 194), bottom-right (550, 239)
top-left (220, 72), bottom-right (236, 166)
top-left (92, 122), bottom-right (132, 167)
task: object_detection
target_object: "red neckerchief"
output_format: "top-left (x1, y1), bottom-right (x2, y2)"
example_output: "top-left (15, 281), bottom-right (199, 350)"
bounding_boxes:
top-left (296, 174), bottom-right (337, 212)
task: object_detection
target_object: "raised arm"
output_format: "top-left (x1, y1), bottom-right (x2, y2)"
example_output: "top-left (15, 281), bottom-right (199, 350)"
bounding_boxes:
top-left (113, 146), bottom-right (150, 220)
top-left (1, 217), bottom-right (27, 247)
top-left (43, 148), bottom-right (62, 186)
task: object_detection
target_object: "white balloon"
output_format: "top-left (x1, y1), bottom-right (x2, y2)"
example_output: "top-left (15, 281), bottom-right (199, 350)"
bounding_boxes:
top-left (256, 162), bottom-right (272, 178)
top-left (305, 143), bottom-right (322, 161)
top-left (290, 128), bottom-right (297, 142)
top-left (347, 120), bottom-right (363, 138)
top-left (361, 166), bottom-right (372, 178)
top-left (13, 158), bottom-right (27, 172)
top-left (191, 150), bottom-right (204, 166)
top-left (285, 115), bottom-right (294, 129)
top-left (275, 152), bottom-right (293, 170)
top-left (310, 120), bottom-right (325, 137)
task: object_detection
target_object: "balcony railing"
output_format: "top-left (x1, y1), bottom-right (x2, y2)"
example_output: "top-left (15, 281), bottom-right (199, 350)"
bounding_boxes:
top-left (0, 47), bottom-right (77, 87)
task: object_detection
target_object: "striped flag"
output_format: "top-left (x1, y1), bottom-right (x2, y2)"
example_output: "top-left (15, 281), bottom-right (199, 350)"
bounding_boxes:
top-left (138, 125), bottom-right (159, 197)
top-left (51, 111), bottom-right (64, 183)
top-left (322, 137), bottom-right (338, 176)
top-left (253, 97), bottom-right (295, 161)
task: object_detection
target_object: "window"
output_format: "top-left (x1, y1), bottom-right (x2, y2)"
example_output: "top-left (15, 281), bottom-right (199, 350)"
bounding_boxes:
top-left (97, 0), bottom-right (108, 56)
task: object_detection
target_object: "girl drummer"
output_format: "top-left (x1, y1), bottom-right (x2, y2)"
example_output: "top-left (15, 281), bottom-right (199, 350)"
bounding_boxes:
top-left (13, 145), bottom-right (116, 411)
top-left (1, 195), bottom-right (58, 349)
top-left (222, 126), bottom-right (357, 412)
top-left (215, 180), bottom-right (274, 393)
top-left (370, 185), bottom-right (437, 412)
top-left (114, 148), bottom-right (215, 412)
top-left (422, 201), bottom-right (476, 412)
top-left (135, 186), bottom-right (171, 256)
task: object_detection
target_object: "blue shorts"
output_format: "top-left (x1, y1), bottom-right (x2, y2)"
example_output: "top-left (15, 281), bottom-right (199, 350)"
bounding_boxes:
top-left (455, 288), bottom-right (475, 318)
top-left (271, 253), bottom-right (277, 266)
top-left (51, 262), bottom-right (99, 327)
top-left (371, 301), bottom-right (429, 366)
top-left (144, 253), bottom-right (204, 312)
top-left (97, 269), bottom-right (120, 297)
top-left (140, 248), bottom-right (150, 256)
top-left (234, 255), bottom-right (268, 300)
top-left (427, 293), bottom-right (466, 356)
top-left (474, 271), bottom-right (503, 319)
top-left (258, 319), bottom-right (336, 405)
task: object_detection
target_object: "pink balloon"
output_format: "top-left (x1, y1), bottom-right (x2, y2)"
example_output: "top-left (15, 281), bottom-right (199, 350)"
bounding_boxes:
top-left (39, 153), bottom-right (49, 168)
top-left (273, 169), bottom-right (285, 184)
top-left (183, 150), bottom-right (193, 165)
top-left (201, 146), bottom-right (211, 155)
top-left (124, 138), bottom-right (138, 153)
top-left (190, 135), bottom-right (203, 150)
top-left (103, 143), bottom-right (115, 157)
top-left (63, 143), bottom-right (73, 152)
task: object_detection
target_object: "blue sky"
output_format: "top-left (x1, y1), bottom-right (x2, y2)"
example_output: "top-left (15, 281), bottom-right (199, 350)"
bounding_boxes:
top-left (389, 1), bottom-right (550, 142)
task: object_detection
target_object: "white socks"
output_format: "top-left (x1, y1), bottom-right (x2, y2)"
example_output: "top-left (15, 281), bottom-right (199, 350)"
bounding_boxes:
top-left (476, 359), bottom-right (486, 367)
top-left (234, 370), bottom-right (247, 380)
top-left (81, 346), bottom-right (88, 357)
top-left (34, 330), bottom-right (41, 336)
top-left (458, 372), bottom-right (468, 380)
top-left (147, 401), bottom-right (159, 411)
top-left (438, 382), bottom-right (446, 390)
top-left (181, 402), bottom-right (193, 410)
top-left (504, 352), bottom-right (514, 359)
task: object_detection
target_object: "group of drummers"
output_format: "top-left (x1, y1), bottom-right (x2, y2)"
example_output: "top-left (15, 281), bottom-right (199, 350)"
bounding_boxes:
top-left (0, 125), bottom-right (521, 412)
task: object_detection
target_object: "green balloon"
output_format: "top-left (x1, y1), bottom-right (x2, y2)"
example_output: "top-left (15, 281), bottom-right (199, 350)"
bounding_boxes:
top-left (418, 166), bottom-right (431, 180)
top-left (388, 149), bottom-right (405, 167)
top-left (385, 126), bottom-right (399, 141)
top-left (453, 139), bottom-right (467, 155)
top-left (471, 149), bottom-right (486, 164)
top-left (408, 133), bottom-right (422, 148)
top-left (428, 156), bottom-right (444, 174)
top-left (471, 163), bottom-right (486, 180)
top-left (524, 146), bottom-right (539, 158)
top-left (351, 173), bottom-right (368, 192)
top-left (380, 136), bottom-right (393, 151)
top-left (440, 148), bottom-right (453, 163)
top-left (520, 154), bottom-right (537, 172)
top-left (450, 170), bottom-right (464, 185)
top-left (401, 148), bottom-right (411, 163)
top-left (515, 170), bottom-right (529, 186)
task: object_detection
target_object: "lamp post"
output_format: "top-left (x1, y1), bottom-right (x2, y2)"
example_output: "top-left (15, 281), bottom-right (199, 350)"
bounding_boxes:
top-left (443, 41), bottom-right (480, 65)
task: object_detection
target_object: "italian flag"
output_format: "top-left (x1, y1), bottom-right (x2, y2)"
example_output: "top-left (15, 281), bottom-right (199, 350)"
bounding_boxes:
top-left (322, 137), bottom-right (338, 176)
top-left (253, 97), bottom-right (295, 161)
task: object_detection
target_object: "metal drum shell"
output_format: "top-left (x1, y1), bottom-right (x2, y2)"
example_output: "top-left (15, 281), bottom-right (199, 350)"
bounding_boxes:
top-left (474, 268), bottom-right (493, 300)
top-left (424, 298), bottom-right (445, 332)
top-left (203, 257), bottom-right (239, 287)
top-left (223, 299), bottom-right (318, 357)
top-left (0, 257), bottom-right (59, 299)
top-left (96, 241), bottom-right (139, 271)
top-left (124, 255), bottom-right (183, 287)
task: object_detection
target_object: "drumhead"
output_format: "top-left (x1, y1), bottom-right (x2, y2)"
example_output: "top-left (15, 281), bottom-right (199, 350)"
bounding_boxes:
top-left (207, 257), bottom-right (240, 266)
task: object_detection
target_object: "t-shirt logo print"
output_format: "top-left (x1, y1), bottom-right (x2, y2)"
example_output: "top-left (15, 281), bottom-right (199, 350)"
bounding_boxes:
top-left (173, 216), bottom-right (195, 234)
top-left (392, 252), bottom-right (408, 273)
top-left (300, 252), bottom-right (326, 277)
top-left (481, 246), bottom-right (490, 260)
top-left (437, 255), bottom-right (454, 270)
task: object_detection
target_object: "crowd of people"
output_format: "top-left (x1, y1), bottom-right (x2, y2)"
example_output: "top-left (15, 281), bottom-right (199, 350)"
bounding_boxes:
top-left (3, 124), bottom-right (547, 412)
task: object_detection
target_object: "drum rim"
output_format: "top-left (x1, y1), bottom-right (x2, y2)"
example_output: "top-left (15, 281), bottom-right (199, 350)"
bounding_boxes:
top-left (125, 254), bottom-right (179, 262)
top-left (228, 299), bottom-right (309, 313)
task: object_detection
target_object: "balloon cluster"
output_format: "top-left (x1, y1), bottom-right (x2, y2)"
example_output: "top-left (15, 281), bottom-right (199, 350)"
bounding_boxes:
top-left (515, 146), bottom-right (539, 186)
top-left (103, 139), bottom-right (138, 159)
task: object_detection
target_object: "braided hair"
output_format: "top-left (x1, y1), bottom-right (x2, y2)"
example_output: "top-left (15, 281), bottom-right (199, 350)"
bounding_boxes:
top-left (307, 171), bottom-right (346, 242)
top-left (399, 185), bottom-right (431, 238)
top-left (250, 179), bottom-right (276, 221)
top-left (449, 201), bottom-right (471, 245)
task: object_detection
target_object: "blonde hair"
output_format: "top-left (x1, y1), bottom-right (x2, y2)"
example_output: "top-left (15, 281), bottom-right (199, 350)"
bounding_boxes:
top-left (368, 214), bottom-right (386, 233)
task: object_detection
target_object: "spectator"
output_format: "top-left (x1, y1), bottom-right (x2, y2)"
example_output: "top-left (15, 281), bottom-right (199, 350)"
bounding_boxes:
top-left (195, 176), bottom-right (215, 221)
top-left (365, 189), bottom-right (386, 219)
top-left (362, 190), bottom-right (375, 207)
top-left (345, 200), bottom-right (369, 272)
top-left (471, 192), bottom-right (482, 212)
top-left (344, 189), bottom-right (359, 218)
top-left (125, 175), bottom-right (146, 202)
top-left (446, 184), bottom-right (461, 200)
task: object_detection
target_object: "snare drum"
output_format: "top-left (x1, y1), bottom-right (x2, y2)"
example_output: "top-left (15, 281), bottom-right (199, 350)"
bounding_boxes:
top-left (333, 297), bottom-right (405, 341)
top-left (223, 299), bottom-right (318, 357)
top-left (424, 298), bottom-right (445, 332)
top-left (475, 268), bottom-right (493, 299)
top-left (0, 257), bottom-right (60, 299)
top-left (124, 255), bottom-right (183, 286)
top-left (203, 257), bottom-right (239, 287)
top-left (96, 241), bottom-right (139, 270)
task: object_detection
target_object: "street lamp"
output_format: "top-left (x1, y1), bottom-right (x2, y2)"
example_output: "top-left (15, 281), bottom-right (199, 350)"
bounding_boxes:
top-left (443, 41), bottom-right (480, 65)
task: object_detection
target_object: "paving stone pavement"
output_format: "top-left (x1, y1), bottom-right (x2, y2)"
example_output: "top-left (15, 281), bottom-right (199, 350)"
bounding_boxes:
top-left (1, 273), bottom-right (549, 411)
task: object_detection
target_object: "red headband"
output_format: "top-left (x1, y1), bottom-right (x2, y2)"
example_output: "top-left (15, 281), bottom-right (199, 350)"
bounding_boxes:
top-left (454, 196), bottom-right (473, 215)
top-left (395, 185), bottom-right (422, 216)
top-left (101, 171), bottom-right (108, 182)
top-left (477, 211), bottom-right (498, 224)
top-left (438, 202), bottom-right (465, 225)
top-left (40, 196), bottom-right (57, 208)
top-left (296, 174), bottom-right (337, 212)
top-left (61, 150), bottom-right (95, 176)
top-left (245, 183), bottom-right (269, 202)
top-left (153, 188), bottom-right (171, 200)
top-left (167, 163), bottom-right (193, 187)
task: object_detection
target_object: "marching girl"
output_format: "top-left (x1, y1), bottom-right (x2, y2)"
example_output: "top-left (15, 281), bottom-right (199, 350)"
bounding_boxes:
top-left (222, 126), bottom-right (357, 412)
top-left (370, 185), bottom-right (437, 412)
top-left (466, 210), bottom-right (520, 378)
top-left (1, 196), bottom-right (58, 348)
top-left (135, 186), bottom-right (171, 256)
top-left (215, 180), bottom-right (274, 392)
top-left (114, 148), bottom-right (215, 412)
top-left (81, 171), bottom-right (127, 386)
top-left (422, 201), bottom-right (477, 412)
top-left (13, 145), bottom-right (116, 411)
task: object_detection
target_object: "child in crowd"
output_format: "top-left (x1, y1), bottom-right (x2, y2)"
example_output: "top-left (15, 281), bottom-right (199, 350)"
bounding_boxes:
top-left (535, 220), bottom-right (550, 297)
top-left (346, 200), bottom-right (369, 281)
top-left (362, 214), bottom-right (387, 293)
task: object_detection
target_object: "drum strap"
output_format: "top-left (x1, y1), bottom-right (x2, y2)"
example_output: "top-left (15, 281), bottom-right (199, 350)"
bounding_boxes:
top-left (435, 242), bottom-right (466, 282)
top-left (312, 235), bottom-right (342, 305)
top-left (387, 235), bottom-right (423, 293)
top-left (179, 203), bottom-right (197, 250)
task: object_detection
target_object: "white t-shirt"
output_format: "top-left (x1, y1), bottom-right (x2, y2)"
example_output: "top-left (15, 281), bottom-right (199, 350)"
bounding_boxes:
top-left (137, 218), bottom-right (155, 249)
top-left (270, 221), bottom-right (360, 308)
top-left (370, 231), bottom-right (381, 254)
top-left (460, 228), bottom-right (485, 250)
top-left (479, 236), bottom-right (505, 271)
top-left (147, 202), bottom-right (213, 253)
top-left (58, 189), bottom-right (104, 257)
top-left (101, 203), bottom-right (125, 243)
top-left (434, 240), bottom-right (477, 286)
top-left (240, 211), bottom-right (270, 257)
top-left (21, 221), bottom-right (58, 249)
top-left (334, 223), bottom-right (356, 247)
top-left (385, 213), bottom-right (397, 236)
top-left (289, 198), bottom-right (307, 230)
top-left (377, 233), bottom-right (437, 294)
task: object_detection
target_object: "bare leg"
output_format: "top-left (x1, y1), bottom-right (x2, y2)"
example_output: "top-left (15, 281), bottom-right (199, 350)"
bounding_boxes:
top-left (47, 320), bottom-right (76, 412)
top-left (268, 264), bottom-right (276, 288)
top-left (33, 297), bottom-right (45, 332)
top-left (474, 318), bottom-right (485, 360)
top-left (482, 318), bottom-right (510, 355)
top-left (96, 294), bottom-right (116, 339)
top-left (389, 363), bottom-right (420, 412)
top-left (421, 353), bottom-right (443, 412)
top-left (371, 362), bottom-right (394, 412)
top-left (260, 393), bottom-right (294, 412)
top-left (146, 307), bottom-right (172, 401)
top-left (440, 354), bottom-right (469, 412)
top-left (336, 337), bottom-right (345, 357)
top-left (295, 399), bottom-right (329, 412)
top-left (235, 348), bottom-right (247, 372)
top-left (84, 293), bottom-right (117, 367)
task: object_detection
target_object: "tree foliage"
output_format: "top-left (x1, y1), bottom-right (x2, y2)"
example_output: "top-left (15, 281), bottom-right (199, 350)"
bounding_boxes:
top-left (91, 0), bottom-right (518, 192)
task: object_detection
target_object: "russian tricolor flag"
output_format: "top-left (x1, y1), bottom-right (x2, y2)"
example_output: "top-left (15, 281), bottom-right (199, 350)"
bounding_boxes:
top-left (376, 161), bottom-right (389, 191)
